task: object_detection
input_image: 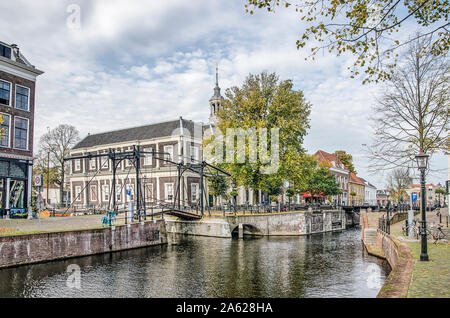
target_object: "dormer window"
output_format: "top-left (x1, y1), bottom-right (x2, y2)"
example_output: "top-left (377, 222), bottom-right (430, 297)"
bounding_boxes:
top-left (0, 44), bottom-right (11, 59)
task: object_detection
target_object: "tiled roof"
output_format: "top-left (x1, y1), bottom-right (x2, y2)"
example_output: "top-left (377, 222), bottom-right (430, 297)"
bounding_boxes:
top-left (359, 177), bottom-right (377, 189)
top-left (408, 184), bottom-right (438, 188)
top-left (349, 172), bottom-right (365, 185)
top-left (314, 150), bottom-right (348, 171)
top-left (73, 118), bottom-right (202, 150)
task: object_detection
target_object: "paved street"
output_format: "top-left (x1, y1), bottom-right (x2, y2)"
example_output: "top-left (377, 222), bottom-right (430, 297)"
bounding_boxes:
top-left (390, 208), bottom-right (450, 298)
top-left (0, 213), bottom-right (165, 236)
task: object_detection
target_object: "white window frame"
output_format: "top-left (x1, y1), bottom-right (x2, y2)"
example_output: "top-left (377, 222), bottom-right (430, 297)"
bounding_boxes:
top-left (116, 182), bottom-right (122, 201)
top-left (144, 147), bottom-right (153, 165)
top-left (90, 158), bottom-right (96, 170)
top-left (102, 184), bottom-right (110, 202)
top-left (90, 185), bottom-right (98, 201)
top-left (75, 186), bottom-right (82, 202)
top-left (75, 159), bottom-right (81, 171)
top-left (0, 79), bottom-right (12, 106)
top-left (191, 146), bottom-right (199, 162)
top-left (191, 183), bottom-right (199, 202)
top-left (125, 158), bottom-right (133, 168)
top-left (15, 84), bottom-right (30, 111)
top-left (101, 155), bottom-right (109, 169)
top-left (0, 112), bottom-right (11, 148)
top-left (145, 183), bottom-right (153, 202)
top-left (164, 145), bottom-right (174, 161)
top-left (165, 183), bottom-right (174, 201)
top-left (13, 116), bottom-right (29, 151)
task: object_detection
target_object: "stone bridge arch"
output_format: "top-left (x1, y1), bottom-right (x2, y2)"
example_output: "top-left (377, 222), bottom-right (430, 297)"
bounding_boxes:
top-left (231, 224), bottom-right (264, 238)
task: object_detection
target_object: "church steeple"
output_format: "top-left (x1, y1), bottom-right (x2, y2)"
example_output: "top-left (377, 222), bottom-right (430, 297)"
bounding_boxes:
top-left (209, 63), bottom-right (224, 124)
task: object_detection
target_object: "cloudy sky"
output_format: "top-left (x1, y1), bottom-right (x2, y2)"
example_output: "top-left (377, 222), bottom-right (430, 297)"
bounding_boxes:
top-left (0, 0), bottom-right (447, 188)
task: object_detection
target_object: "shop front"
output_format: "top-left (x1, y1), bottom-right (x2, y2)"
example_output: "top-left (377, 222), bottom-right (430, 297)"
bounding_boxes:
top-left (0, 158), bottom-right (32, 218)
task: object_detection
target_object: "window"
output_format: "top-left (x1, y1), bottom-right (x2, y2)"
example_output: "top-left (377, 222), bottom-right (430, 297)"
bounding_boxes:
top-left (165, 183), bottom-right (174, 201)
top-left (15, 85), bottom-right (30, 111)
top-left (0, 80), bottom-right (11, 105)
top-left (101, 155), bottom-right (108, 169)
top-left (125, 158), bottom-right (133, 167)
top-left (164, 145), bottom-right (174, 161)
top-left (102, 185), bottom-right (110, 202)
top-left (116, 183), bottom-right (122, 201)
top-left (144, 148), bottom-right (153, 165)
top-left (0, 113), bottom-right (10, 147)
top-left (75, 186), bottom-right (82, 202)
top-left (0, 44), bottom-right (11, 59)
top-left (90, 158), bottom-right (96, 170)
top-left (145, 184), bottom-right (153, 202)
top-left (14, 117), bottom-right (28, 150)
top-left (90, 185), bottom-right (98, 201)
top-left (191, 146), bottom-right (199, 162)
top-left (75, 159), bottom-right (81, 171)
top-left (191, 183), bottom-right (199, 202)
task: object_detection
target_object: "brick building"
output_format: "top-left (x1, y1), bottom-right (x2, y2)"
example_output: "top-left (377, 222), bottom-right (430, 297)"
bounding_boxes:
top-left (68, 118), bottom-right (205, 209)
top-left (348, 172), bottom-right (365, 206)
top-left (314, 150), bottom-right (350, 205)
top-left (0, 41), bottom-right (43, 218)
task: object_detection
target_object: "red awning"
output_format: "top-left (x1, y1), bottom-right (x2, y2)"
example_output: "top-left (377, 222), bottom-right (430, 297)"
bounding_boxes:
top-left (301, 192), bottom-right (327, 198)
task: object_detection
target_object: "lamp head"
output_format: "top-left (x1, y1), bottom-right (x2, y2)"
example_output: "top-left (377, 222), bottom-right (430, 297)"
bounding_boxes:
top-left (415, 150), bottom-right (429, 171)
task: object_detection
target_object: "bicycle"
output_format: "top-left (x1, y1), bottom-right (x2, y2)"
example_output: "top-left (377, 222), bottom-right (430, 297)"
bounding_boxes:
top-left (402, 220), bottom-right (420, 239)
top-left (426, 224), bottom-right (447, 244)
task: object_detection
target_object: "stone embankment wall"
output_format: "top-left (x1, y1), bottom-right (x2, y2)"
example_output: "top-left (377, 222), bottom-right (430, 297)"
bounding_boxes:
top-left (167, 210), bottom-right (346, 237)
top-left (166, 218), bottom-right (232, 238)
top-left (360, 211), bottom-right (414, 298)
top-left (376, 231), bottom-right (414, 298)
top-left (0, 220), bottom-right (167, 269)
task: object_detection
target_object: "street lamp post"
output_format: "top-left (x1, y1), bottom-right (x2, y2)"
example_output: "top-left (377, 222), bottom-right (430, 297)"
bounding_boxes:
top-left (415, 150), bottom-right (429, 261)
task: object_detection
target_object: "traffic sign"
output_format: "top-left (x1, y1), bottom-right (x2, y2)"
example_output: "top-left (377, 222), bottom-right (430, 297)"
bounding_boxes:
top-left (411, 193), bottom-right (418, 203)
top-left (34, 174), bottom-right (43, 187)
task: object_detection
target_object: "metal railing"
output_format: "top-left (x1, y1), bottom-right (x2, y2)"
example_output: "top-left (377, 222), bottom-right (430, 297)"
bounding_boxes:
top-left (378, 214), bottom-right (390, 234)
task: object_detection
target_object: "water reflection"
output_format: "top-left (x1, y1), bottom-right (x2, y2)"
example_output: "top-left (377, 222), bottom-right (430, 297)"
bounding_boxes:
top-left (0, 228), bottom-right (389, 298)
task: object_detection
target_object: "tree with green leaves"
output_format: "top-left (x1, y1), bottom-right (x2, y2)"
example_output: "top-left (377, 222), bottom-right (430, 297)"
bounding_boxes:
top-left (210, 71), bottom-right (312, 204)
top-left (33, 150), bottom-right (60, 187)
top-left (435, 188), bottom-right (446, 205)
top-left (306, 166), bottom-right (341, 199)
top-left (334, 150), bottom-right (357, 174)
top-left (208, 175), bottom-right (229, 207)
top-left (244, 0), bottom-right (449, 83)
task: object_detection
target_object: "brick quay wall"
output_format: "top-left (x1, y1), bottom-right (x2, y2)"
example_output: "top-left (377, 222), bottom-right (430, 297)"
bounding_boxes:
top-left (0, 220), bottom-right (167, 269)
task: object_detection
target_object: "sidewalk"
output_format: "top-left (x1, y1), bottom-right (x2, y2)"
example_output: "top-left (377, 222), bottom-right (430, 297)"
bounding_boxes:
top-left (391, 208), bottom-right (450, 298)
top-left (0, 214), bottom-right (162, 236)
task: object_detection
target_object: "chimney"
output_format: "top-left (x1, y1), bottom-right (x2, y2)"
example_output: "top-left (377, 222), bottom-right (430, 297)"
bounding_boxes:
top-left (10, 44), bottom-right (19, 61)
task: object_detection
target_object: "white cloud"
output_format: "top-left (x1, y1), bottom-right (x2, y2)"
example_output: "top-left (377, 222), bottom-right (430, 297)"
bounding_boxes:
top-left (0, 0), bottom-right (446, 189)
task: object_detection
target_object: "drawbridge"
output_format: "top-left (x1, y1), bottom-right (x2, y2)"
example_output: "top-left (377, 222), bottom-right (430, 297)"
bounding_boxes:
top-left (64, 146), bottom-right (230, 223)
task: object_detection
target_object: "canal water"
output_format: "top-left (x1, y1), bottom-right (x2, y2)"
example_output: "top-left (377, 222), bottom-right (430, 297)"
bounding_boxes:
top-left (0, 228), bottom-right (390, 298)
